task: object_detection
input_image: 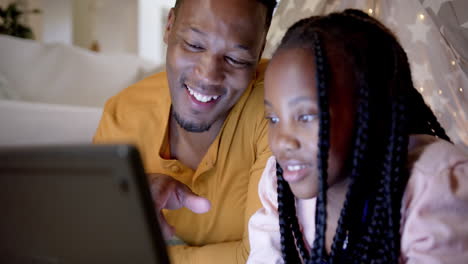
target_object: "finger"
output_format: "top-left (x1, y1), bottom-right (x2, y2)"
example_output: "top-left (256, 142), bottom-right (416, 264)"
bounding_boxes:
top-left (184, 195), bottom-right (211, 214)
top-left (157, 211), bottom-right (175, 240)
top-left (177, 187), bottom-right (211, 214)
top-left (150, 178), bottom-right (173, 210)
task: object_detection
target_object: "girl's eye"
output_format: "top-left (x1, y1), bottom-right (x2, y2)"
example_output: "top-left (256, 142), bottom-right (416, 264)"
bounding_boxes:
top-left (266, 116), bottom-right (279, 124)
top-left (298, 114), bottom-right (316, 123)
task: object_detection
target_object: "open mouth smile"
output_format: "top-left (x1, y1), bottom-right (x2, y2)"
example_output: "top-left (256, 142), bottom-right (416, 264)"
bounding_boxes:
top-left (279, 161), bottom-right (313, 183)
top-left (185, 84), bottom-right (221, 103)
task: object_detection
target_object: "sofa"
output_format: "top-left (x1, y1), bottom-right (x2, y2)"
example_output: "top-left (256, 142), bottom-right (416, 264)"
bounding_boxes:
top-left (0, 35), bottom-right (161, 146)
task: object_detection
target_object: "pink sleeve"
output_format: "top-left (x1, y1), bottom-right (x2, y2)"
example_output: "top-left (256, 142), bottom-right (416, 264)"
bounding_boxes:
top-left (247, 156), bottom-right (283, 264)
top-left (400, 154), bottom-right (468, 264)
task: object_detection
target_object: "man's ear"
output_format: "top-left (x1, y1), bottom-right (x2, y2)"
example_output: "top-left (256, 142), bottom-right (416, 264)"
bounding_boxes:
top-left (164, 8), bottom-right (176, 44)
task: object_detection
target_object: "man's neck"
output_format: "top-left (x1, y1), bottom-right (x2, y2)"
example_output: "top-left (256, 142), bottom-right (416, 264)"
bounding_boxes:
top-left (169, 114), bottom-right (225, 170)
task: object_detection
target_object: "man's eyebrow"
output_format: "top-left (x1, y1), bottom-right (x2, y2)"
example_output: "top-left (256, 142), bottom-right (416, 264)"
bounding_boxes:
top-left (188, 26), bottom-right (254, 56)
top-left (189, 27), bottom-right (206, 36)
top-left (264, 100), bottom-right (272, 107)
top-left (235, 44), bottom-right (250, 51)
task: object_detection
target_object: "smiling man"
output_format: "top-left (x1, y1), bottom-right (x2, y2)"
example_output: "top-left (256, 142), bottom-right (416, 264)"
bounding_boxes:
top-left (93, 0), bottom-right (276, 263)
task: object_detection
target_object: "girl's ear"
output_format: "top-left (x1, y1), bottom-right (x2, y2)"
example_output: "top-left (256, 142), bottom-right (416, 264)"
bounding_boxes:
top-left (163, 8), bottom-right (176, 44)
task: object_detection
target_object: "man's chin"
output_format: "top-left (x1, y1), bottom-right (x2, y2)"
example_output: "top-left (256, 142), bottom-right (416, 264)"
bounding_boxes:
top-left (173, 111), bottom-right (212, 133)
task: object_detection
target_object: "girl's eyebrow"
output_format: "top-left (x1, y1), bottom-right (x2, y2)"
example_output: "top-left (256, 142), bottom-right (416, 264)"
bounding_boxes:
top-left (264, 96), bottom-right (314, 107)
top-left (288, 96), bottom-right (314, 106)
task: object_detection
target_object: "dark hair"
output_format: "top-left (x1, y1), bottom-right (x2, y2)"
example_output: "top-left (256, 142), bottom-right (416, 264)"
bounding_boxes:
top-left (274, 9), bottom-right (450, 264)
top-left (174, 0), bottom-right (277, 28)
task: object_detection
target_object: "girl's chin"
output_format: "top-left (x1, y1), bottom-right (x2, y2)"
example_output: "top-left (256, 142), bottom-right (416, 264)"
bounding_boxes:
top-left (289, 183), bottom-right (317, 200)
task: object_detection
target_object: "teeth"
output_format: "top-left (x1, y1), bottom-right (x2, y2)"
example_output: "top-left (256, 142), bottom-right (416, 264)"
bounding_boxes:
top-left (186, 85), bottom-right (219, 103)
top-left (287, 165), bottom-right (308, 171)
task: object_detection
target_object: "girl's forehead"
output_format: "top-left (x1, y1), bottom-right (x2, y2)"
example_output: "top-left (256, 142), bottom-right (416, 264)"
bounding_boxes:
top-left (266, 49), bottom-right (317, 92)
top-left (265, 46), bottom-right (358, 108)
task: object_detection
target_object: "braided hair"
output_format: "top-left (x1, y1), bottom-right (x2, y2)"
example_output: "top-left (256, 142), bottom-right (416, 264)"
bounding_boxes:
top-left (274, 9), bottom-right (450, 264)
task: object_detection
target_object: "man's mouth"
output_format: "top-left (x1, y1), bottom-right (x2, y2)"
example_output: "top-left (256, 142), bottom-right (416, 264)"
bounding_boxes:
top-left (185, 84), bottom-right (220, 103)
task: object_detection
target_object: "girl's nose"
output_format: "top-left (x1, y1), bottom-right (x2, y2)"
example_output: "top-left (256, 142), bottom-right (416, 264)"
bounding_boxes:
top-left (276, 132), bottom-right (300, 152)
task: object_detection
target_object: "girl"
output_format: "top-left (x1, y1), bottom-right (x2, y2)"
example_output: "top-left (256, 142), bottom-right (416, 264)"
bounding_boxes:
top-left (248, 9), bottom-right (468, 264)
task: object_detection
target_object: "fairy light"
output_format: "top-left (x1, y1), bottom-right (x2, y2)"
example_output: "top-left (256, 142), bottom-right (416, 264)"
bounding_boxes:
top-left (453, 112), bottom-right (457, 117)
top-left (451, 60), bottom-right (456, 66)
top-left (460, 88), bottom-right (464, 92)
top-left (368, 8), bottom-right (373, 15)
top-left (419, 86), bottom-right (424, 92)
top-left (438, 89), bottom-right (443, 95)
top-left (419, 13), bottom-right (425, 20)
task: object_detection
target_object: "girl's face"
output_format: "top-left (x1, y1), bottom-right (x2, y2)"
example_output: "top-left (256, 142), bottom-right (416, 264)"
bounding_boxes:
top-left (264, 47), bottom-right (356, 199)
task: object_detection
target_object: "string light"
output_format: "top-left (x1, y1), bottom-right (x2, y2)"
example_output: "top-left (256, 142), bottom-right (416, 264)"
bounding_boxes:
top-left (460, 88), bottom-right (464, 92)
top-left (419, 86), bottom-right (424, 92)
top-left (451, 60), bottom-right (456, 66)
top-left (368, 8), bottom-right (373, 15)
top-left (438, 89), bottom-right (443, 95)
top-left (419, 13), bottom-right (425, 20)
top-left (453, 112), bottom-right (457, 117)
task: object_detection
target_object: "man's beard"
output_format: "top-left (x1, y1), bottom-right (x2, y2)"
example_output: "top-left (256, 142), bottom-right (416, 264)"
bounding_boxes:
top-left (172, 109), bottom-right (212, 133)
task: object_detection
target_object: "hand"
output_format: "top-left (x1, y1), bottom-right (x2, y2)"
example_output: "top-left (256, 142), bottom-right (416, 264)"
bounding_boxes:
top-left (148, 173), bottom-right (211, 239)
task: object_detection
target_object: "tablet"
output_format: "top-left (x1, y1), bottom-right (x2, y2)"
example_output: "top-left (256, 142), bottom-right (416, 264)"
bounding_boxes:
top-left (0, 144), bottom-right (170, 264)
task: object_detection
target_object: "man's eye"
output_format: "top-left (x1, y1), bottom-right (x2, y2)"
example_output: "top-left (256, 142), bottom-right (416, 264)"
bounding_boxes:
top-left (266, 116), bottom-right (279, 124)
top-left (225, 56), bottom-right (250, 67)
top-left (298, 114), bottom-right (316, 122)
top-left (185, 41), bottom-right (203, 50)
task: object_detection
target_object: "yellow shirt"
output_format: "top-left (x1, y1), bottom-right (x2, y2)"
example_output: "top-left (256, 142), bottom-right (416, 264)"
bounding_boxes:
top-left (93, 60), bottom-right (271, 264)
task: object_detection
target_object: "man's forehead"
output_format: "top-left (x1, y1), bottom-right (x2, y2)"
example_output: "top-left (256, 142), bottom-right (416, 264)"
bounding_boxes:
top-left (176, 0), bottom-right (267, 22)
top-left (175, 0), bottom-right (267, 45)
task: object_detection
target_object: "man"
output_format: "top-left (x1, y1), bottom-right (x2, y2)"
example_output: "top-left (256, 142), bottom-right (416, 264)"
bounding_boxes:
top-left (93, 0), bottom-right (276, 263)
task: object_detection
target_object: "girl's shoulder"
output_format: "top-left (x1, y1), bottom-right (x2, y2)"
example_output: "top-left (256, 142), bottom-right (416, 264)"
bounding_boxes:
top-left (408, 135), bottom-right (467, 179)
top-left (257, 156), bottom-right (280, 207)
top-left (401, 136), bottom-right (468, 263)
top-left (404, 135), bottom-right (468, 208)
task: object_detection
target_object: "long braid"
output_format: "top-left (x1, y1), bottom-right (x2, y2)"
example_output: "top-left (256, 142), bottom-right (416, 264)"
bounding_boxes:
top-left (308, 31), bottom-right (331, 264)
top-left (329, 68), bottom-right (371, 263)
top-left (337, 13), bottom-right (405, 263)
top-left (277, 163), bottom-right (303, 263)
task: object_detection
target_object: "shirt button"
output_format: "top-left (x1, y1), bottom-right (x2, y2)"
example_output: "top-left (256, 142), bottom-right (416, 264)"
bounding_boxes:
top-left (170, 165), bottom-right (181, 173)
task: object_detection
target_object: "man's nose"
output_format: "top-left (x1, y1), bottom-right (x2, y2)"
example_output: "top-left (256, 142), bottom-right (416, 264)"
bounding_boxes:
top-left (194, 54), bottom-right (225, 86)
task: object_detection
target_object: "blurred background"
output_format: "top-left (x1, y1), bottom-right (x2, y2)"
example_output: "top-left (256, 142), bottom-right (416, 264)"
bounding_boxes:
top-left (0, 0), bottom-right (175, 66)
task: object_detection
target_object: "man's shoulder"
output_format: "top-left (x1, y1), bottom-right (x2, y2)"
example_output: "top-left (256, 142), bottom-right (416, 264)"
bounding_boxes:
top-left (256, 59), bottom-right (270, 79)
top-left (241, 59), bottom-right (269, 112)
top-left (104, 71), bottom-right (170, 113)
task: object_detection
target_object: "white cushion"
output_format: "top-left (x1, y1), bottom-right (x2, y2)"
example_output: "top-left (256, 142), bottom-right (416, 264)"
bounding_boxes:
top-left (0, 99), bottom-right (102, 146)
top-left (0, 72), bottom-right (20, 100)
top-left (0, 35), bottom-right (159, 107)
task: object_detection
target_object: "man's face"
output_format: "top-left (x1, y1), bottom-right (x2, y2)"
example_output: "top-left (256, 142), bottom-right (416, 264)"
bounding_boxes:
top-left (164, 0), bottom-right (268, 132)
